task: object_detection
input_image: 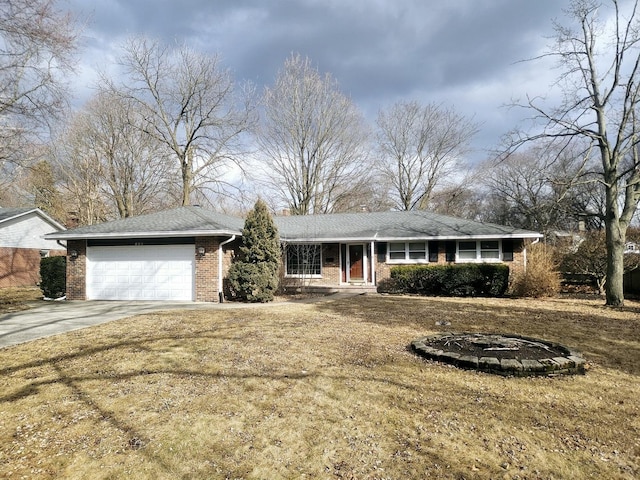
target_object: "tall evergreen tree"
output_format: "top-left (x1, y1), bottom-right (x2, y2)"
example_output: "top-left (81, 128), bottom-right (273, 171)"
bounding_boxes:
top-left (227, 199), bottom-right (280, 302)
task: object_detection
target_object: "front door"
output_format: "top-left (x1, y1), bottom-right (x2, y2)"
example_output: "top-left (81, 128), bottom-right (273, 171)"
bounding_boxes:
top-left (349, 244), bottom-right (364, 281)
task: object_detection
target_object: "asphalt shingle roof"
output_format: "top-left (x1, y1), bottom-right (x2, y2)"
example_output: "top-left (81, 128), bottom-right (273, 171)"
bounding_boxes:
top-left (274, 210), bottom-right (540, 241)
top-left (46, 206), bottom-right (244, 239)
top-left (46, 207), bottom-right (541, 241)
top-left (0, 207), bottom-right (37, 223)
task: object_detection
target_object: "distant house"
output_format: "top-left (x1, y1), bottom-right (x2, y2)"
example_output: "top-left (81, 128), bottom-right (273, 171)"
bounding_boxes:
top-left (625, 241), bottom-right (639, 254)
top-left (0, 208), bottom-right (66, 288)
top-left (45, 207), bottom-right (542, 301)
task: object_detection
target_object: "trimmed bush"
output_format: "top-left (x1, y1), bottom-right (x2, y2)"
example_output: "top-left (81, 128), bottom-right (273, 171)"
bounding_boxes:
top-left (40, 256), bottom-right (66, 299)
top-left (386, 263), bottom-right (510, 297)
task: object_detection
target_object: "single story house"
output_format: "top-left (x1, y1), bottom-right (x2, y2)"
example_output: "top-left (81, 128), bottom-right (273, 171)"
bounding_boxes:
top-left (45, 206), bottom-right (542, 301)
top-left (0, 207), bottom-right (67, 287)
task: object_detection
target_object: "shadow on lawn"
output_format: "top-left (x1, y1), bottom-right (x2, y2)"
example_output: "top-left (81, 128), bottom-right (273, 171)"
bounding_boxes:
top-left (315, 294), bottom-right (640, 376)
top-left (0, 320), bottom-right (467, 478)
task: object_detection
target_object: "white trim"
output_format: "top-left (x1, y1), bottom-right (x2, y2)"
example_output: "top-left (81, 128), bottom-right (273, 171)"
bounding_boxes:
top-left (455, 239), bottom-right (503, 263)
top-left (370, 241), bottom-right (376, 285)
top-left (280, 233), bottom-right (543, 243)
top-left (46, 229), bottom-right (239, 241)
top-left (386, 241), bottom-right (429, 264)
top-left (0, 208), bottom-right (66, 231)
top-left (284, 243), bottom-right (323, 278)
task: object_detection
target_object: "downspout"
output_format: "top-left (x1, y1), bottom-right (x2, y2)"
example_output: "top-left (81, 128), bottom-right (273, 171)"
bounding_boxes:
top-left (218, 235), bottom-right (236, 303)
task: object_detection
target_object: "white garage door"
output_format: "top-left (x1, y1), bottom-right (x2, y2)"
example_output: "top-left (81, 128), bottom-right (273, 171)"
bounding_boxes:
top-left (87, 244), bottom-right (195, 301)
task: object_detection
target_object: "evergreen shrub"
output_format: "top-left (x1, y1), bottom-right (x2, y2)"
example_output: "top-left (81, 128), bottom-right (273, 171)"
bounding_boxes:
top-left (40, 256), bottom-right (66, 298)
top-left (227, 200), bottom-right (281, 302)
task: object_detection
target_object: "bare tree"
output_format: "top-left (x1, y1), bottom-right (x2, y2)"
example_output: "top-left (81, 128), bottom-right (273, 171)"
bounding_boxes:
top-left (561, 230), bottom-right (640, 295)
top-left (510, 0), bottom-right (640, 306)
top-left (376, 100), bottom-right (478, 211)
top-left (52, 91), bottom-right (179, 222)
top-left (110, 37), bottom-right (255, 206)
top-left (51, 123), bottom-right (108, 226)
top-left (27, 159), bottom-right (63, 219)
top-left (81, 91), bottom-right (177, 217)
top-left (256, 54), bottom-right (371, 215)
top-left (482, 144), bottom-right (594, 234)
top-left (0, 0), bottom-right (77, 166)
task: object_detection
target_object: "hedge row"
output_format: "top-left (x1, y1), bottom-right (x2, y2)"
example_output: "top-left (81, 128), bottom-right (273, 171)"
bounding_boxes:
top-left (382, 264), bottom-right (510, 297)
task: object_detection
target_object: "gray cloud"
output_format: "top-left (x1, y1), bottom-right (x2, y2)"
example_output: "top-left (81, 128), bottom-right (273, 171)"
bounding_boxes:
top-left (67, 0), bottom-right (569, 160)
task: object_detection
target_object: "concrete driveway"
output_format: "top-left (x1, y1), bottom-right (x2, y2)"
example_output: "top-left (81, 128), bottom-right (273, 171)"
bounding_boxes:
top-left (0, 300), bottom-right (222, 349)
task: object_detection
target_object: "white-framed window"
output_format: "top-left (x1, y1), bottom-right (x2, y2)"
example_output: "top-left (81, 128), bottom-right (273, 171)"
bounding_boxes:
top-left (457, 240), bottom-right (501, 262)
top-left (387, 242), bottom-right (428, 263)
top-left (285, 244), bottom-right (322, 276)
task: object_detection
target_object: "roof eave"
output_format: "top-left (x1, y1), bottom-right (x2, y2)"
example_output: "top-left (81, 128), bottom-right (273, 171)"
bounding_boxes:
top-left (0, 208), bottom-right (66, 231)
top-left (45, 229), bottom-right (241, 241)
top-left (280, 232), bottom-right (543, 243)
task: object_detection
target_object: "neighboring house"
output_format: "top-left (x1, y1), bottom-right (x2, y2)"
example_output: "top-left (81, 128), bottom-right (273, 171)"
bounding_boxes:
top-left (0, 208), bottom-right (67, 288)
top-left (624, 241), bottom-right (639, 254)
top-left (45, 206), bottom-right (542, 301)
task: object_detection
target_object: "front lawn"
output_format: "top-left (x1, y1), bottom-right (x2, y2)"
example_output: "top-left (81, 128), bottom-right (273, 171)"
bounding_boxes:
top-left (0, 295), bottom-right (639, 479)
top-left (0, 286), bottom-right (42, 314)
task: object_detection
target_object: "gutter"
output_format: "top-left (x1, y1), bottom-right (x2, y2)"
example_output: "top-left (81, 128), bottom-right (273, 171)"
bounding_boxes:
top-left (218, 235), bottom-right (236, 302)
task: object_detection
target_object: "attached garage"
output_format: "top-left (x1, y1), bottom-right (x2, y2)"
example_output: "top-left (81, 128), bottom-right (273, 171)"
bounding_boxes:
top-left (86, 244), bottom-right (195, 301)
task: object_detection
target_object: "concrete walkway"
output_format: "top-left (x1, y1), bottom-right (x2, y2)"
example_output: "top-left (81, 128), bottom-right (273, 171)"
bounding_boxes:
top-left (0, 300), bottom-right (222, 349)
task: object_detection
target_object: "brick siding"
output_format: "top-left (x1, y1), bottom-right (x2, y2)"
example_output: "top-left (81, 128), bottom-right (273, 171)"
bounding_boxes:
top-left (0, 247), bottom-right (66, 288)
top-left (65, 240), bottom-right (86, 300)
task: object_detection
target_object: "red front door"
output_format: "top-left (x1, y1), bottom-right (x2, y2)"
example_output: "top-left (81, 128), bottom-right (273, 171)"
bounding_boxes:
top-left (349, 244), bottom-right (364, 281)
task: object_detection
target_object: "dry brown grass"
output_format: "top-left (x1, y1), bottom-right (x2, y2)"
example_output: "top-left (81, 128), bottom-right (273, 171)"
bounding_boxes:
top-left (0, 294), bottom-right (639, 479)
top-left (0, 286), bottom-right (42, 314)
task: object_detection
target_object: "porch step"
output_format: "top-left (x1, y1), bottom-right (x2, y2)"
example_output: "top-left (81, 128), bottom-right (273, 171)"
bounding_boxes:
top-left (284, 285), bottom-right (377, 295)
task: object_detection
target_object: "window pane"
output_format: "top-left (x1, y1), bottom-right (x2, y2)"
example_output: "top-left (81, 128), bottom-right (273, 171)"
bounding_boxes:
top-left (389, 242), bottom-right (406, 260)
top-left (458, 251), bottom-right (477, 260)
top-left (459, 241), bottom-right (476, 251)
top-left (480, 250), bottom-right (500, 259)
top-left (389, 243), bottom-right (405, 252)
top-left (408, 242), bottom-right (426, 260)
top-left (286, 244), bottom-right (321, 275)
top-left (480, 241), bottom-right (499, 250)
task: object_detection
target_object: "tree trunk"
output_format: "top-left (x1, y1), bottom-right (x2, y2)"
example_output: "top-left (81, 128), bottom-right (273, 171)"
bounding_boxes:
top-left (604, 217), bottom-right (626, 307)
top-left (181, 152), bottom-right (192, 207)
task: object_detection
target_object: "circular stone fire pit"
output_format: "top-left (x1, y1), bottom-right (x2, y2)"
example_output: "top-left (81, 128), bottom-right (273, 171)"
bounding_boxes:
top-left (411, 333), bottom-right (586, 376)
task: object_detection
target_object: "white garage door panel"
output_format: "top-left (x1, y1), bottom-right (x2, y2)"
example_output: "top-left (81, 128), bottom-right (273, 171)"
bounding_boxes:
top-left (87, 245), bottom-right (195, 301)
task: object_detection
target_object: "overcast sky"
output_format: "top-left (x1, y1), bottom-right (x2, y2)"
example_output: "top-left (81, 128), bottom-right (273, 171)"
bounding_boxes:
top-left (66, 0), bottom-right (571, 162)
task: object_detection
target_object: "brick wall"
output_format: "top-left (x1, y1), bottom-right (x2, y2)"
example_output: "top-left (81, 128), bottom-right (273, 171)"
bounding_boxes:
top-left (374, 239), bottom-right (530, 286)
top-left (195, 236), bottom-right (219, 302)
top-left (195, 236), bottom-right (239, 302)
top-left (66, 240), bottom-right (86, 300)
top-left (0, 247), bottom-right (66, 288)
